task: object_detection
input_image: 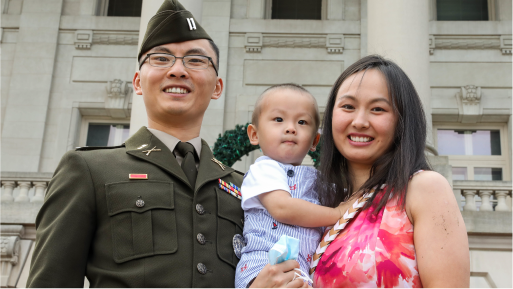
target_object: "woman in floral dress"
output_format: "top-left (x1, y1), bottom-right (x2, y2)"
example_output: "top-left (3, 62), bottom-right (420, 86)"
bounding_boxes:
top-left (312, 55), bottom-right (470, 287)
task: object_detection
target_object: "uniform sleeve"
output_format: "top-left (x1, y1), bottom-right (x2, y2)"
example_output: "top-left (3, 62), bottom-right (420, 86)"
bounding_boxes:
top-left (241, 159), bottom-right (290, 210)
top-left (27, 151), bottom-right (96, 288)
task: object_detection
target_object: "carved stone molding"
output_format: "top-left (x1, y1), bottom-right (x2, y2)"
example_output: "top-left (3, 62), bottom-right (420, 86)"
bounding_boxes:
top-left (263, 36), bottom-right (325, 48)
top-left (93, 32), bottom-right (139, 46)
top-left (245, 33), bottom-right (262, 52)
top-left (500, 35), bottom-right (512, 55)
top-left (429, 35), bottom-right (508, 54)
top-left (429, 35), bottom-right (435, 55)
top-left (105, 79), bottom-right (132, 118)
top-left (460, 85), bottom-right (482, 105)
top-left (74, 30), bottom-right (93, 50)
top-left (245, 33), bottom-right (344, 54)
top-left (0, 225), bottom-right (23, 288)
top-left (74, 31), bottom-right (139, 49)
top-left (326, 34), bottom-right (344, 54)
top-left (456, 85), bottom-right (482, 123)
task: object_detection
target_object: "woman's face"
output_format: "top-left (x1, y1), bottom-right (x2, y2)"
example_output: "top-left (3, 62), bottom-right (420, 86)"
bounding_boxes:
top-left (332, 69), bottom-right (398, 168)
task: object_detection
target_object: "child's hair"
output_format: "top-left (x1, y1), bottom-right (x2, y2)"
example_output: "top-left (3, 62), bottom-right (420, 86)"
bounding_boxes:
top-left (251, 83), bottom-right (320, 131)
top-left (317, 55), bottom-right (431, 215)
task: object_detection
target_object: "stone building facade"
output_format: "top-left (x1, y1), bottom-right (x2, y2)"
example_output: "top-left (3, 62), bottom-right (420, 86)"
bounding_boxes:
top-left (1, 0), bottom-right (511, 287)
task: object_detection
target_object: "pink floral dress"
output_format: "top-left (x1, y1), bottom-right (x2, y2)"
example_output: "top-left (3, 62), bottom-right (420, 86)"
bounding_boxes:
top-left (313, 192), bottom-right (422, 288)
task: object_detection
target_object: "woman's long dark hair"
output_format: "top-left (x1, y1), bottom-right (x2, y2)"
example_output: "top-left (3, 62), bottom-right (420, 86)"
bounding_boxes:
top-left (317, 55), bottom-right (431, 214)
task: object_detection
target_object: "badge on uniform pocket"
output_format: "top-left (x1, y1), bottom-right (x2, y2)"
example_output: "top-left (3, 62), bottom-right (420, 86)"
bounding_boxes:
top-left (232, 234), bottom-right (246, 259)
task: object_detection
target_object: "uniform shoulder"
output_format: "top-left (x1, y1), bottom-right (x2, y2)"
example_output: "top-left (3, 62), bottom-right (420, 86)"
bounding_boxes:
top-left (75, 144), bottom-right (125, 151)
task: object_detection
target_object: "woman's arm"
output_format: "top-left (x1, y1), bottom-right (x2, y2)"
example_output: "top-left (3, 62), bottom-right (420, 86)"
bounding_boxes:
top-left (259, 190), bottom-right (342, 227)
top-left (406, 171), bottom-right (470, 287)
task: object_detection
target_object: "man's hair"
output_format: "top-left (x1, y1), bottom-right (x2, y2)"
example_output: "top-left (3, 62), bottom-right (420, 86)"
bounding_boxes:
top-left (251, 83), bottom-right (320, 131)
top-left (138, 39), bottom-right (220, 70)
top-left (208, 39), bottom-right (220, 69)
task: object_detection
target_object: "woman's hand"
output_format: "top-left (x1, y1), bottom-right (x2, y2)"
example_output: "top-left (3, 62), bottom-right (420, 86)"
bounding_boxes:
top-left (250, 260), bottom-right (309, 288)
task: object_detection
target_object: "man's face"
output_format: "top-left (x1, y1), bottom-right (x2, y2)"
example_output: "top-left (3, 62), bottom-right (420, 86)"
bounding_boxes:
top-left (133, 39), bottom-right (222, 125)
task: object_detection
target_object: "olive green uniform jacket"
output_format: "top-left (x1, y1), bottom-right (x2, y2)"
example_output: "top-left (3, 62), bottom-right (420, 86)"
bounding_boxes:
top-left (27, 127), bottom-right (244, 287)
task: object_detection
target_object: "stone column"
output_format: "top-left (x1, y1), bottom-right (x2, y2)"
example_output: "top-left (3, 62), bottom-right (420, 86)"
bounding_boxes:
top-left (367, 0), bottom-right (433, 144)
top-left (1, 181), bottom-right (16, 202)
top-left (14, 182), bottom-right (31, 203)
top-left (495, 191), bottom-right (510, 212)
top-left (462, 190), bottom-right (477, 211)
top-left (478, 190), bottom-right (493, 211)
top-left (1, 0), bottom-right (64, 171)
top-left (31, 182), bottom-right (47, 202)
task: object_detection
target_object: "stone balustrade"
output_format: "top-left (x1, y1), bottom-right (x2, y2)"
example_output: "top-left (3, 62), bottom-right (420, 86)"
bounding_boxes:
top-left (454, 180), bottom-right (512, 212)
top-left (1, 172), bottom-right (52, 203)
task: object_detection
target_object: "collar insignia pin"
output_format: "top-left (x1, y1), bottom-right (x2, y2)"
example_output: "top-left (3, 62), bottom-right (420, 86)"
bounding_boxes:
top-left (211, 158), bottom-right (226, 170)
top-left (142, 146), bottom-right (161, 156)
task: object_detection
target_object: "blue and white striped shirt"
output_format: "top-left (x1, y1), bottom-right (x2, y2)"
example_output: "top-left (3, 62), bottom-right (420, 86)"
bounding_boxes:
top-left (235, 156), bottom-right (323, 288)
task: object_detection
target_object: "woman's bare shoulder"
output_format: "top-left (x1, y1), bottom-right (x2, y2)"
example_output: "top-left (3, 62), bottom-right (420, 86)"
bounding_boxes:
top-left (405, 170), bottom-right (457, 223)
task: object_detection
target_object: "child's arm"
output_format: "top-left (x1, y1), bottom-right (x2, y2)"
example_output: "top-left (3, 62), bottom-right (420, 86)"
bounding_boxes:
top-left (258, 189), bottom-right (342, 227)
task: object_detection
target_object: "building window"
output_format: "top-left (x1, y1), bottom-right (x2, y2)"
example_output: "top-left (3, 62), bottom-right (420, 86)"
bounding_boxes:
top-left (86, 124), bottom-right (130, 146)
top-left (97, 0), bottom-right (142, 17)
top-left (270, 0), bottom-right (322, 20)
top-left (79, 118), bottom-right (130, 147)
top-left (435, 125), bottom-right (510, 181)
top-left (436, 0), bottom-right (489, 21)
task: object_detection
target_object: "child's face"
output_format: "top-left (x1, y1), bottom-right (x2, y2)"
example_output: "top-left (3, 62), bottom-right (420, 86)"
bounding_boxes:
top-left (248, 89), bottom-right (320, 165)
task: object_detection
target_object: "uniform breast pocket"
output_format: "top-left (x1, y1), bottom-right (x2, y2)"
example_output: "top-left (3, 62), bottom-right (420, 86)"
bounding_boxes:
top-left (105, 181), bottom-right (178, 263)
top-left (215, 187), bottom-right (244, 268)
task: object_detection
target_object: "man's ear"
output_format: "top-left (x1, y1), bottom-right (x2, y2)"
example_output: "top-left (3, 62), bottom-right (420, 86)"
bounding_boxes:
top-left (211, 77), bottom-right (223, 100)
top-left (310, 132), bottom-right (321, 152)
top-left (247, 124), bottom-right (259, 146)
top-left (133, 71), bottom-right (143, 95)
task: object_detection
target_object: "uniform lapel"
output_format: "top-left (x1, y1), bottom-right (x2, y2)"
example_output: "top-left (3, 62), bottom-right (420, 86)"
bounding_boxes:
top-left (195, 139), bottom-right (235, 194)
top-left (125, 127), bottom-right (191, 189)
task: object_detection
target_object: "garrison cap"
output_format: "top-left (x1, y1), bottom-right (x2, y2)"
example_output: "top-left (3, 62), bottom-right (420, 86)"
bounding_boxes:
top-left (138, 0), bottom-right (212, 60)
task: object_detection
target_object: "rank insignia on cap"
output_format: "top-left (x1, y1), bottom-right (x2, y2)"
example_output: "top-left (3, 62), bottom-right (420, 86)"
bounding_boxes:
top-left (129, 174), bottom-right (148, 180)
top-left (186, 18), bottom-right (196, 30)
top-left (218, 179), bottom-right (241, 200)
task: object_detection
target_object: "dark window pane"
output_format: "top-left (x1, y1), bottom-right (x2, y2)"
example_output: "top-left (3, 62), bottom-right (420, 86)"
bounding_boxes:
top-left (108, 0), bottom-right (143, 17)
top-left (437, 0), bottom-right (488, 21)
top-left (86, 124), bottom-right (130, 146)
top-left (272, 0), bottom-right (322, 20)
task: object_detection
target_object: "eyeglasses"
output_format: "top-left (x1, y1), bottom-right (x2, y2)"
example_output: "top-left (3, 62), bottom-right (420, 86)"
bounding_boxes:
top-left (139, 53), bottom-right (218, 76)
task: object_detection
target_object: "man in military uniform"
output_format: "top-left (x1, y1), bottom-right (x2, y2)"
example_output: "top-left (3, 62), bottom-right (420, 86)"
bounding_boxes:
top-left (27, 0), bottom-right (241, 287)
top-left (27, 0), bottom-right (305, 287)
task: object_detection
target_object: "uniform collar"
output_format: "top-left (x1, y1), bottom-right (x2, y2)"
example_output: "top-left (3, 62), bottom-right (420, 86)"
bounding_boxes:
top-left (147, 128), bottom-right (202, 159)
top-left (125, 127), bottom-right (234, 193)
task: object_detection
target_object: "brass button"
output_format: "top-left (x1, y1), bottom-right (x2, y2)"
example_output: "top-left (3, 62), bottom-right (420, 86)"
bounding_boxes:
top-left (196, 204), bottom-right (205, 215)
top-left (197, 263), bottom-right (207, 275)
top-left (197, 233), bottom-right (206, 245)
top-left (135, 197), bottom-right (145, 208)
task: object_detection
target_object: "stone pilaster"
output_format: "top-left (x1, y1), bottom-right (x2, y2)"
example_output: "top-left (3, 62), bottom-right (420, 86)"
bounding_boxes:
top-left (1, 0), bottom-right (64, 172)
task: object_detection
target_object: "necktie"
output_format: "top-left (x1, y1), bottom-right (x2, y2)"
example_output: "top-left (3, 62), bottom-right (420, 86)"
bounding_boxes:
top-left (175, 141), bottom-right (198, 188)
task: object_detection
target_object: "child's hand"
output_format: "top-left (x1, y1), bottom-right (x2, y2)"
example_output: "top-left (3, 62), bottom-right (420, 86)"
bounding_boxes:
top-left (336, 201), bottom-right (349, 219)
